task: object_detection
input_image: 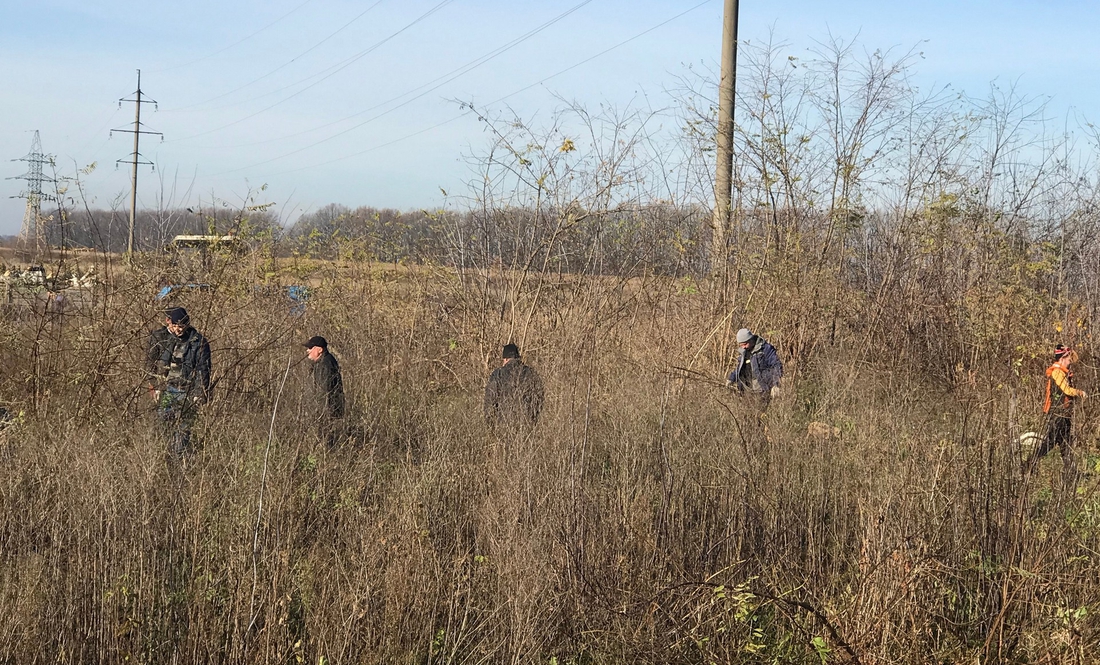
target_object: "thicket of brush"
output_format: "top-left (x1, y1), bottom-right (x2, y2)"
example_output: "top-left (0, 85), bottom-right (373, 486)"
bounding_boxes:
top-left (3, 37), bottom-right (1100, 663)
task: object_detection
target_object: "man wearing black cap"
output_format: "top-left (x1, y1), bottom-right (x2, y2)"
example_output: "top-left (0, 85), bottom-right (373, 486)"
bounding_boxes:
top-left (484, 342), bottom-right (544, 431)
top-left (146, 307), bottom-right (212, 458)
top-left (304, 336), bottom-right (344, 446)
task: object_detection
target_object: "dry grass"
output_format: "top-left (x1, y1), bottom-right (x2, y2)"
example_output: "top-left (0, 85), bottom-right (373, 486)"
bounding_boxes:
top-left (0, 244), bottom-right (1098, 665)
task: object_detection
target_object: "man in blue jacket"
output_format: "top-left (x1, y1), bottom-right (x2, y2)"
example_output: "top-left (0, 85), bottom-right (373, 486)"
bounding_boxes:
top-left (727, 328), bottom-right (783, 411)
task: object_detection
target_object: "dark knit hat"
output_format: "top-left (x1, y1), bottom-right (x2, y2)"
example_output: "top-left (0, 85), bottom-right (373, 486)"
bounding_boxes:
top-left (1054, 344), bottom-right (1071, 360)
top-left (165, 307), bottom-right (189, 325)
top-left (502, 343), bottom-right (520, 359)
top-left (303, 335), bottom-right (328, 349)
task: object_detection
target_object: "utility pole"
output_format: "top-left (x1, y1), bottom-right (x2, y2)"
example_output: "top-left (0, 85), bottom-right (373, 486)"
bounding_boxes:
top-left (711, 0), bottom-right (739, 274)
top-left (112, 69), bottom-right (162, 260)
top-left (8, 131), bottom-right (56, 259)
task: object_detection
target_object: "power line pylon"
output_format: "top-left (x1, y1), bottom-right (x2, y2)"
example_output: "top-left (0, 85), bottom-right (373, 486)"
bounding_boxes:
top-left (8, 130), bottom-right (56, 258)
top-left (111, 69), bottom-right (162, 260)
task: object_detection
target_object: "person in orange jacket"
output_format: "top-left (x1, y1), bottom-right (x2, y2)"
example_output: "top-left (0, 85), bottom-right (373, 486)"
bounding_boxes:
top-left (1026, 344), bottom-right (1086, 484)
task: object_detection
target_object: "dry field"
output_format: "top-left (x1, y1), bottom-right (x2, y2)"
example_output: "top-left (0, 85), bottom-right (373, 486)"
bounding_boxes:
top-left (0, 242), bottom-right (1098, 665)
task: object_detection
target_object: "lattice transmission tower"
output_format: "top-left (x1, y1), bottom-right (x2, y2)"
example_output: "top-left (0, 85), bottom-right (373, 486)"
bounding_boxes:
top-left (8, 130), bottom-right (56, 256)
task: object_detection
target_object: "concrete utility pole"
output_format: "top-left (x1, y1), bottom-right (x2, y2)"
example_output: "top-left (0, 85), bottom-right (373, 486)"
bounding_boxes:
top-left (711, 0), bottom-right (739, 273)
top-left (112, 70), bottom-right (162, 260)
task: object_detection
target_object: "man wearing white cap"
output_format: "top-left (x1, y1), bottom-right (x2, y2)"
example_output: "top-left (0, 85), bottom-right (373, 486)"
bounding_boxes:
top-left (727, 328), bottom-right (783, 411)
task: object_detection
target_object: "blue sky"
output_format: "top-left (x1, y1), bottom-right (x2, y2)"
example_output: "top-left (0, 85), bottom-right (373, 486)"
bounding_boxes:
top-left (2, 0), bottom-right (1099, 234)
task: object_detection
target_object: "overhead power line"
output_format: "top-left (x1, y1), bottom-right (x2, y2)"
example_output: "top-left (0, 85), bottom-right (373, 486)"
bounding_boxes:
top-left (150, 0), bottom-right (318, 74)
top-left (211, 0), bottom-right (713, 179)
top-left (479, 0), bottom-right (714, 111)
top-left (161, 0), bottom-right (385, 112)
top-left (168, 0), bottom-right (455, 142)
top-left (214, 0), bottom-right (596, 152)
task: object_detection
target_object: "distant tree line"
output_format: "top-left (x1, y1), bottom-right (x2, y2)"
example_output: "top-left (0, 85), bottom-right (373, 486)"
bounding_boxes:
top-left (41, 206), bottom-right (281, 254)
top-left (40, 202), bottom-right (712, 277)
top-left (290, 203), bottom-right (710, 276)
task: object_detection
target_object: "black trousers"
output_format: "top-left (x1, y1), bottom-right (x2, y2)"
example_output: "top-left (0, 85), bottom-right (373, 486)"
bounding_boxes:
top-left (1027, 413), bottom-right (1077, 489)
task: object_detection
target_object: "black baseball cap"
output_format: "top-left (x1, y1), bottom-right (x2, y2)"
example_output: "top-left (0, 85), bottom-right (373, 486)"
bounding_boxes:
top-left (303, 335), bottom-right (328, 349)
top-left (165, 307), bottom-right (189, 325)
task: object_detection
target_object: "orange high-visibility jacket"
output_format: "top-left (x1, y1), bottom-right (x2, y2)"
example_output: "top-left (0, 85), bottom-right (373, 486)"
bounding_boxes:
top-left (1044, 363), bottom-right (1082, 414)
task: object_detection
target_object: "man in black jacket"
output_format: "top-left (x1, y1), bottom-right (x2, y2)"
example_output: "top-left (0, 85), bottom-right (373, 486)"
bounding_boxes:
top-left (147, 307), bottom-right (212, 458)
top-left (304, 336), bottom-right (345, 447)
top-left (484, 343), bottom-right (544, 432)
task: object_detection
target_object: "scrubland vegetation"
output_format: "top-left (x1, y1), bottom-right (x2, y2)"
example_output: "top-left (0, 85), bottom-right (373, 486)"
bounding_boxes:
top-left (3, 37), bottom-right (1100, 663)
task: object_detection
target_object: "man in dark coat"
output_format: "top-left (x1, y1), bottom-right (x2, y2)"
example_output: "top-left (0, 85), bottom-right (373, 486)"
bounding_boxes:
top-left (484, 343), bottom-right (544, 431)
top-left (727, 328), bottom-right (783, 411)
top-left (147, 307), bottom-right (212, 458)
top-left (304, 336), bottom-right (345, 447)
